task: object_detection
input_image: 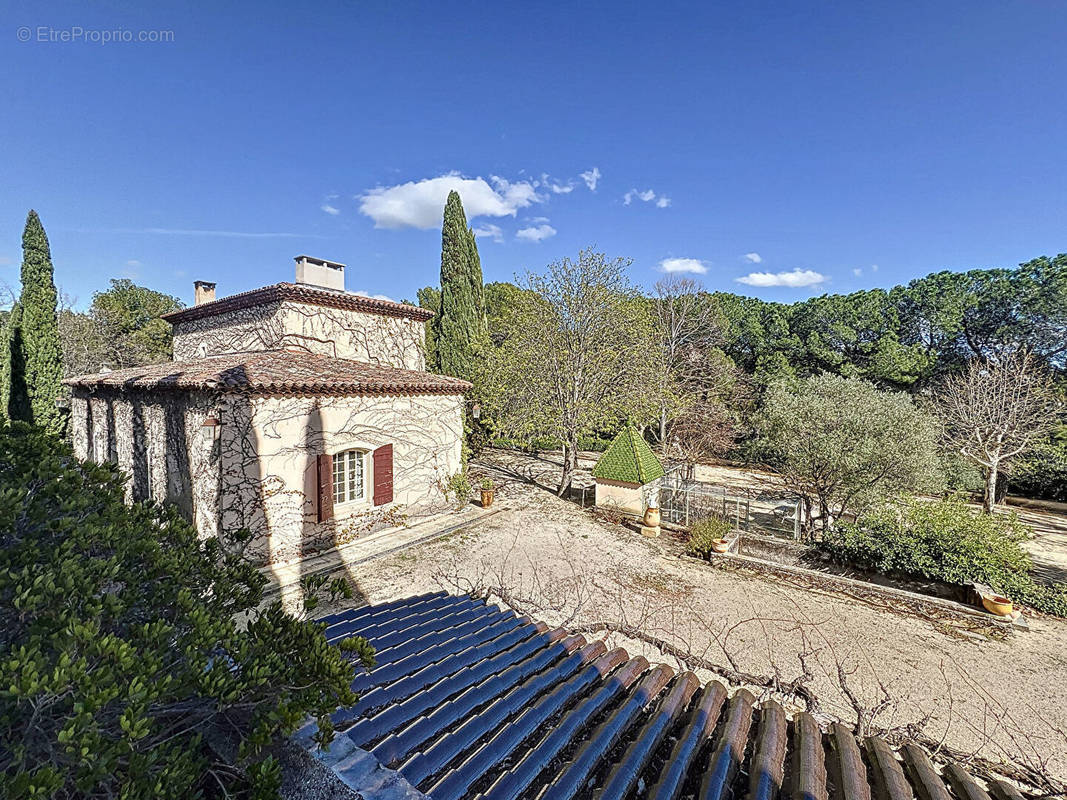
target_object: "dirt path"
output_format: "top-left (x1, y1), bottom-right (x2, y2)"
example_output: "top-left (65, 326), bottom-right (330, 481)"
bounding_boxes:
top-left (328, 449), bottom-right (1067, 783)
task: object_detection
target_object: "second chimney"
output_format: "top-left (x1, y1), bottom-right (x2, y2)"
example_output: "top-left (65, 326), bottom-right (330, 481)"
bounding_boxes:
top-left (194, 280), bottom-right (217, 306)
top-left (294, 255), bottom-right (346, 292)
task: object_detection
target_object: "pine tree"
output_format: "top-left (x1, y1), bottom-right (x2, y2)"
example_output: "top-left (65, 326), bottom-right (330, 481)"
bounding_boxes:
top-left (5, 211), bottom-right (65, 434)
top-left (434, 191), bottom-right (486, 381)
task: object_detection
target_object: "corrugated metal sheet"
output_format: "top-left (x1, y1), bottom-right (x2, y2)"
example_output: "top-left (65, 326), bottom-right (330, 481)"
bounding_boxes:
top-left (295, 592), bottom-right (1028, 800)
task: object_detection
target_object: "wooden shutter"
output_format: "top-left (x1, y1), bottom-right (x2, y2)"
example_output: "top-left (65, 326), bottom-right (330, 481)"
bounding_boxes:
top-left (373, 444), bottom-right (394, 506)
top-left (317, 453), bottom-right (333, 522)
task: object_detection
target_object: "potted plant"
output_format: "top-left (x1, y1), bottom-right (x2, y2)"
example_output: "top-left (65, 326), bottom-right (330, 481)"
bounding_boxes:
top-left (981, 592), bottom-right (1013, 617)
top-left (480, 478), bottom-right (495, 508)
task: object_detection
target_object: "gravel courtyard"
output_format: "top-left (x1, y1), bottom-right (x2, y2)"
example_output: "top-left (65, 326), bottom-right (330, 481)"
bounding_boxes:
top-left (331, 449), bottom-right (1067, 784)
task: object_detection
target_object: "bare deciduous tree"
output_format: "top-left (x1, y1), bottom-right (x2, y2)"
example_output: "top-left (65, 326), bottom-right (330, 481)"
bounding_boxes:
top-left (490, 249), bottom-right (660, 494)
top-left (937, 351), bottom-right (1062, 513)
top-left (669, 400), bottom-right (737, 479)
top-left (652, 276), bottom-right (721, 444)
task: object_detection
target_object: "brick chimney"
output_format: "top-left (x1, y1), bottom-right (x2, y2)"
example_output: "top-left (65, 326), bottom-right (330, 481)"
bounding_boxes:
top-left (194, 281), bottom-right (216, 306)
top-left (294, 255), bottom-right (345, 292)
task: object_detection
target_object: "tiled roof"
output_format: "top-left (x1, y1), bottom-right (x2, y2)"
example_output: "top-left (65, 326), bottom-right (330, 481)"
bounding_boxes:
top-left (161, 282), bottom-right (434, 324)
top-left (592, 425), bottom-right (666, 485)
top-left (296, 593), bottom-right (1027, 800)
top-left (63, 350), bottom-right (471, 396)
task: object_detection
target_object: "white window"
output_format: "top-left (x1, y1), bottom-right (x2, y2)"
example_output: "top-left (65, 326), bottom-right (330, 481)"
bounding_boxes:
top-left (332, 450), bottom-right (367, 505)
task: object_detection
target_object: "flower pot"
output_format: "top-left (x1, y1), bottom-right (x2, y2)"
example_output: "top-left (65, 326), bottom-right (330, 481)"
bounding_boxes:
top-left (981, 594), bottom-right (1013, 617)
top-left (643, 506), bottom-right (660, 527)
top-left (710, 538), bottom-right (730, 554)
top-left (480, 489), bottom-right (495, 508)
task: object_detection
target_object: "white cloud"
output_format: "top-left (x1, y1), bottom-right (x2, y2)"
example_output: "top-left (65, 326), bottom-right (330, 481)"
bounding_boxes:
top-left (516, 223), bottom-right (557, 242)
top-left (736, 269), bottom-right (825, 288)
top-left (540, 174), bottom-right (574, 194)
top-left (580, 167), bottom-right (601, 191)
top-left (472, 223), bottom-right (504, 243)
top-left (359, 173), bottom-right (543, 230)
top-left (354, 290), bottom-right (394, 302)
top-left (852, 267), bottom-right (863, 277)
top-left (0, 256), bottom-right (12, 266)
top-left (624, 188), bottom-right (670, 208)
top-left (870, 264), bottom-right (879, 272)
top-left (659, 257), bottom-right (708, 275)
top-left (321, 204), bottom-right (340, 216)
top-left (744, 252), bottom-right (762, 264)
top-left (125, 259), bottom-right (142, 268)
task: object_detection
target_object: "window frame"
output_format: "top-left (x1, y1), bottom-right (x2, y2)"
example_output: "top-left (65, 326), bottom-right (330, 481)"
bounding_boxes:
top-left (331, 448), bottom-right (369, 506)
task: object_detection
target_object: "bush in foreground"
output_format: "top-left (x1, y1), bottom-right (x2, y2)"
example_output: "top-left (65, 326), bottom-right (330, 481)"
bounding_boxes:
top-left (0, 423), bottom-right (374, 798)
top-left (820, 496), bottom-right (1067, 616)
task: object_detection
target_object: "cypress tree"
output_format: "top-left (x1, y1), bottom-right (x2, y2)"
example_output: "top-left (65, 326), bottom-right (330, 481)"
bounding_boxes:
top-left (5, 211), bottom-right (64, 434)
top-left (435, 191), bottom-right (486, 381)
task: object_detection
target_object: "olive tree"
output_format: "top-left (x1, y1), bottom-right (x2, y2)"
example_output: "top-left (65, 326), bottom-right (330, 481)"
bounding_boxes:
top-left (754, 373), bottom-right (942, 537)
top-left (490, 249), bottom-right (660, 494)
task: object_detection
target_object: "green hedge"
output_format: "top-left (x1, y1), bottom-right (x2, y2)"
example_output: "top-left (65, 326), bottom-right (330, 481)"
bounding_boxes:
top-left (820, 496), bottom-right (1067, 616)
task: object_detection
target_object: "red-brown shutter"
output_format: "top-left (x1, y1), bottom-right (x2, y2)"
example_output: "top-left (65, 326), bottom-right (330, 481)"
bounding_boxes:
top-left (373, 444), bottom-right (393, 506)
top-left (317, 453), bottom-right (333, 522)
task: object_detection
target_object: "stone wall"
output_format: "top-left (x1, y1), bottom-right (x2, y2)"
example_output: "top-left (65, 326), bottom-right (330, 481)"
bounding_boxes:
top-left (68, 387), bottom-right (464, 567)
top-left (172, 300), bottom-right (426, 370)
top-left (69, 388), bottom-right (220, 538)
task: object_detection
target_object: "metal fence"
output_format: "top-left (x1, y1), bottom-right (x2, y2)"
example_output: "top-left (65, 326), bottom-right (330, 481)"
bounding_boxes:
top-left (658, 466), bottom-right (802, 539)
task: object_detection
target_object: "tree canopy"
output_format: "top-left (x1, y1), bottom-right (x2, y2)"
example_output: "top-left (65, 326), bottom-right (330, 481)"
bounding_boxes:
top-left (0, 423), bottom-right (373, 798)
top-left (489, 249), bottom-right (660, 493)
top-left (754, 373), bottom-right (943, 536)
top-left (433, 191), bottom-right (487, 382)
top-left (2, 211), bottom-right (64, 434)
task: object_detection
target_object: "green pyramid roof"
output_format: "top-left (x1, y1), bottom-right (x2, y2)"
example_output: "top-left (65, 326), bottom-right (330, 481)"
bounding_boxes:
top-left (592, 426), bottom-right (665, 485)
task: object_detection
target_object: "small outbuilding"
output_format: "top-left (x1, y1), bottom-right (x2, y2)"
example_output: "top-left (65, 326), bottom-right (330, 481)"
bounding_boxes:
top-left (591, 426), bottom-right (665, 515)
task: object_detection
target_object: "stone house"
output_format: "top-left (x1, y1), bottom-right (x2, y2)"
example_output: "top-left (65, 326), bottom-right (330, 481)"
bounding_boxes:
top-left (65, 256), bottom-right (469, 564)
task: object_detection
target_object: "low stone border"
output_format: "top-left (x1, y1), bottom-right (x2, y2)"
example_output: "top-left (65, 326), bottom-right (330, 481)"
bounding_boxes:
top-left (684, 549), bottom-right (1027, 634)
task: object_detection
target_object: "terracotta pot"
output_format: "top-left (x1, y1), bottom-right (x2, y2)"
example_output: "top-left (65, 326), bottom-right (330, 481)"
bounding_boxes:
top-left (710, 538), bottom-right (730, 554)
top-left (480, 489), bottom-right (495, 508)
top-left (643, 506), bottom-right (660, 527)
top-left (982, 594), bottom-right (1013, 617)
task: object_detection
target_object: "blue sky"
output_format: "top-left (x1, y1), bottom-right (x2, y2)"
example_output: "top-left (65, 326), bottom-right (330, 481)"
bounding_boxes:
top-left (1, 1), bottom-right (1065, 309)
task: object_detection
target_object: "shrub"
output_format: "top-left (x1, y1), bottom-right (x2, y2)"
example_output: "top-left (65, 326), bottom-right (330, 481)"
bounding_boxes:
top-left (480, 477), bottom-right (494, 491)
top-left (0, 423), bottom-right (375, 798)
top-left (820, 496), bottom-right (1067, 616)
top-left (577, 435), bottom-right (612, 452)
top-left (686, 515), bottom-right (732, 558)
top-left (444, 470), bottom-right (472, 507)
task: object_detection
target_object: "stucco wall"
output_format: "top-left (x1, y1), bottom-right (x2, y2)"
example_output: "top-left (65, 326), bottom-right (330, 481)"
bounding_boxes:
top-left (218, 391), bottom-right (464, 564)
top-left (594, 479), bottom-right (645, 515)
top-left (69, 389), bottom-right (220, 537)
top-left (172, 300), bottom-right (426, 370)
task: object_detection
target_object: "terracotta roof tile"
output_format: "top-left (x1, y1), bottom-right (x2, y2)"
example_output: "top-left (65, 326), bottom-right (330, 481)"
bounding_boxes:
top-left (63, 350), bottom-right (470, 396)
top-left (161, 282), bottom-right (434, 324)
top-left (292, 593), bottom-right (1036, 800)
